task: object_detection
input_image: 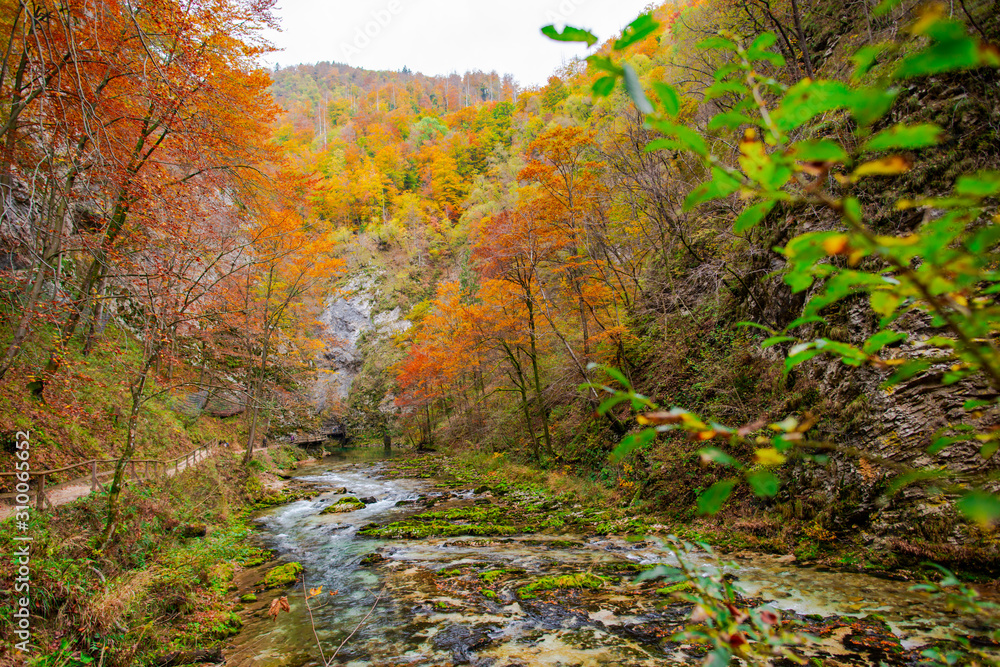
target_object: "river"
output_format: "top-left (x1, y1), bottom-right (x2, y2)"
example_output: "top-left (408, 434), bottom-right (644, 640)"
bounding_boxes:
top-left (225, 454), bottom-right (996, 666)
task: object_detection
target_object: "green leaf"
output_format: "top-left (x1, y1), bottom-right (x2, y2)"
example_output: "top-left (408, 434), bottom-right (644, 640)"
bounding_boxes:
top-left (886, 469), bottom-right (945, 495)
top-left (749, 32), bottom-right (777, 52)
top-left (784, 315), bottom-right (826, 331)
top-left (704, 80), bottom-right (747, 100)
top-left (980, 440), bottom-right (999, 460)
top-left (588, 55), bottom-right (623, 75)
top-left (699, 447), bottom-right (742, 468)
top-left (697, 35), bottom-right (737, 51)
top-left (848, 87), bottom-right (900, 126)
top-left (773, 80), bottom-right (852, 132)
top-left (863, 123), bottom-right (943, 151)
top-left (873, 0), bottom-right (904, 16)
top-left (646, 119), bottom-right (708, 156)
top-left (745, 33), bottom-right (785, 68)
top-left (964, 398), bottom-right (995, 410)
top-left (956, 491), bottom-right (1000, 524)
top-left (635, 565), bottom-right (685, 582)
top-left (541, 24), bottom-right (598, 47)
top-left (928, 435), bottom-right (971, 455)
top-left (895, 32), bottom-right (1000, 79)
top-left (870, 290), bottom-right (904, 318)
top-left (706, 648), bottom-right (733, 667)
top-left (602, 365), bottom-right (633, 391)
top-left (785, 347), bottom-right (824, 371)
top-left (622, 63), bottom-right (653, 114)
top-left (954, 170), bottom-right (1000, 198)
top-left (863, 330), bottom-right (908, 354)
top-left (697, 479), bottom-right (737, 515)
top-left (683, 167), bottom-right (742, 211)
top-left (747, 470), bottom-right (780, 497)
top-left (614, 13), bottom-right (659, 51)
top-left (651, 82), bottom-right (680, 115)
top-left (736, 321), bottom-right (776, 334)
top-left (791, 139), bottom-right (849, 162)
top-left (707, 110), bottom-right (754, 131)
top-left (597, 394), bottom-right (628, 416)
top-left (762, 336), bottom-right (795, 348)
top-left (734, 200), bottom-right (777, 233)
top-left (611, 429), bottom-right (657, 462)
top-left (592, 75), bottom-right (617, 97)
top-left (884, 359), bottom-right (932, 385)
top-left (851, 43), bottom-right (889, 80)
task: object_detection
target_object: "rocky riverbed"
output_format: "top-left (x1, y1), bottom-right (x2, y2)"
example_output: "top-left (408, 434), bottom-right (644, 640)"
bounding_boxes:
top-left (224, 456), bottom-right (999, 666)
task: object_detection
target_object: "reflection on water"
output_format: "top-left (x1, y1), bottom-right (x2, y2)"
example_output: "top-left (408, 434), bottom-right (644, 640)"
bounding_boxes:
top-left (226, 455), bottom-right (987, 666)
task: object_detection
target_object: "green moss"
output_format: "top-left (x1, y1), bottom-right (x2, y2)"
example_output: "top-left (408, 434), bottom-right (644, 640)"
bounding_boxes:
top-left (479, 569), bottom-right (506, 584)
top-left (240, 552), bottom-right (271, 568)
top-left (516, 572), bottom-right (608, 599)
top-left (319, 497), bottom-right (366, 514)
top-left (655, 581), bottom-right (693, 596)
top-left (481, 588), bottom-right (498, 599)
top-left (240, 593), bottom-right (257, 603)
top-left (358, 520), bottom-right (520, 539)
top-left (262, 561), bottom-right (303, 588)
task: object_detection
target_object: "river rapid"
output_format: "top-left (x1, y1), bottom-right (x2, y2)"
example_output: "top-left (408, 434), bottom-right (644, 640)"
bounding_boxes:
top-left (225, 454), bottom-right (995, 666)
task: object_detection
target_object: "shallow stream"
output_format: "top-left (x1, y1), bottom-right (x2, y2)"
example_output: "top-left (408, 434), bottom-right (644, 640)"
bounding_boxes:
top-left (225, 455), bottom-right (993, 666)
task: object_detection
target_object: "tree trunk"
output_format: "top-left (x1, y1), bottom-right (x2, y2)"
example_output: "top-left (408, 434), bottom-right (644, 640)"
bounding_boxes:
top-left (102, 350), bottom-right (154, 546)
top-left (526, 299), bottom-right (554, 458)
top-left (243, 334), bottom-right (271, 464)
top-left (789, 0), bottom-right (815, 79)
top-left (0, 253), bottom-right (48, 381)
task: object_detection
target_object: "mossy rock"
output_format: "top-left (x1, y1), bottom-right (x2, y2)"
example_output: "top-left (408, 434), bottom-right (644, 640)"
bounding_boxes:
top-left (240, 593), bottom-right (257, 603)
top-left (262, 561), bottom-right (303, 588)
top-left (320, 497), bottom-right (366, 514)
top-left (480, 569), bottom-right (506, 584)
top-left (240, 552), bottom-right (272, 568)
top-left (358, 519), bottom-right (520, 539)
top-left (207, 611), bottom-right (243, 639)
top-left (480, 588), bottom-right (498, 599)
top-left (359, 552), bottom-right (385, 566)
top-left (517, 572), bottom-right (608, 599)
top-left (655, 581), bottom-right (693, 596)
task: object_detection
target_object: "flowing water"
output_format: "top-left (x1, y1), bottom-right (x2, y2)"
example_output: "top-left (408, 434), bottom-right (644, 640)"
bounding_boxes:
top-left (226, 454), bottom-right (994, 666)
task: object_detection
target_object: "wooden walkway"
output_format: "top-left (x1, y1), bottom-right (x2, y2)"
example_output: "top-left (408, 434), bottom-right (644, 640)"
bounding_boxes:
top-left (0, 442), bottom-right (284, 516)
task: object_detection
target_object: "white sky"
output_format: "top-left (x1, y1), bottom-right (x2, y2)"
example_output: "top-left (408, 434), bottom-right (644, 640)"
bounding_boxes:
top-left (261, 0), bottom-right (659, 87)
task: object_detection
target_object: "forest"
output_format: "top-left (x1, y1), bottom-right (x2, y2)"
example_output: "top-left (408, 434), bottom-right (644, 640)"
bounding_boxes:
top-left (1, 0), bottom-right (999, 664)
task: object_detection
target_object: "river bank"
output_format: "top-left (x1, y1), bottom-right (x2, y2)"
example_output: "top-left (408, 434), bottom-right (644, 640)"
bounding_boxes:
top-left (225, 451), bottom-right (1000, 666)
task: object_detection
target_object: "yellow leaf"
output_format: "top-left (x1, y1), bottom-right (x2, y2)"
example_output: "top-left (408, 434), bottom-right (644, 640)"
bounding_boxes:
top-left (852, 156), bottom-right (912, 180)
top-left (755, 448), bottom-right (787, 466)
top-left (822, 234), bottom-right (850, 256)
top-left (911, 2), bottom-right (947, 35)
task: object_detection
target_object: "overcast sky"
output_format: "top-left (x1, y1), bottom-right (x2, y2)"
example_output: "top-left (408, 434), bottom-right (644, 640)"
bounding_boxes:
top-left (261, 0), bottom-right (658, 87)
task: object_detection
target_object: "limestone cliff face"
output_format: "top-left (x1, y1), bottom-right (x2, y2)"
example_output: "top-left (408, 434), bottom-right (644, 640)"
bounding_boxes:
top-left (766, 292), bottom-right (1000, 555)
top-left (312, 274), bottom-right (409, 415)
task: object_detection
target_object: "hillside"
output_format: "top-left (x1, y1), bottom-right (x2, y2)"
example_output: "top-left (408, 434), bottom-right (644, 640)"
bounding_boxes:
top-left (2, 0), bottom-right (1000, 663)
top-left (260, 0), bottom-right (1000, 572)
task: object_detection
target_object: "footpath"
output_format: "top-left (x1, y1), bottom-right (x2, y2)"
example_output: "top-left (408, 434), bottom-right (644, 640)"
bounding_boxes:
top-left (0, 443), bottom-right (283, 519)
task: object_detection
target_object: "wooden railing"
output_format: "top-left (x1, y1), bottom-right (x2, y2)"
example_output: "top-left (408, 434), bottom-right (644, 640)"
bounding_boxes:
top-left (0, 441), bottom-right (217, 510)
